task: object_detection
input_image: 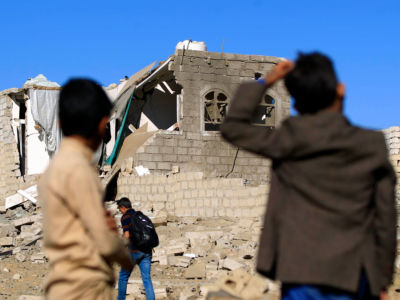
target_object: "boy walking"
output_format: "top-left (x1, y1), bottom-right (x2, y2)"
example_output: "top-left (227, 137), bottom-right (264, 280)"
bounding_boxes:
top-left (220, 53), bottom-right (397, 299)
top-left (117, 198), bottom-right (155, 300)
top-left (39, 79), bottom-right (133, 300)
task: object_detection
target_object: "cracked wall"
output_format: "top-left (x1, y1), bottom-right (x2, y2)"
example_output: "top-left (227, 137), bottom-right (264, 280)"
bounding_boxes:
top-left (132, 50), bottom-right (291, 185)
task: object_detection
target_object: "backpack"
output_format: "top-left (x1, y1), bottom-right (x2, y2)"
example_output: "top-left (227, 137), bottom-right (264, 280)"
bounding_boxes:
top-left (128, 210), bottom-right (159, 252)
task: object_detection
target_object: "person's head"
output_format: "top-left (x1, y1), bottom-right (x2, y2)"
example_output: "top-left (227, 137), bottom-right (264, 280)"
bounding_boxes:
top-left (117, 197), bottom-right (132, 214)
top-left (284, 52), bottom-right (345, 114)
top-left (59, 78), bottom-right (112, 148)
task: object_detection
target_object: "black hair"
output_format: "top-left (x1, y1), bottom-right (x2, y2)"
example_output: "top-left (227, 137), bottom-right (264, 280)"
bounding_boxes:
top-left (285, 52), bottom-right (338, 114)
top-left (59, 78), bottom-right (112, 138)
top-left (117, 197), bottom-right (132, 209)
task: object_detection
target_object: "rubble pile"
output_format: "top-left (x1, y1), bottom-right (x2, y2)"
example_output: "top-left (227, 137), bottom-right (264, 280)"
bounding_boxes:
top-left (108, 200), bottom-right (279, 300)
top-left (0, 185), bottom-right (399, 299)
top-left (0, 185), bottom-right (47, 299)
top-left (0, 186), bottom-right (278, 299)
top-left (0, 186), bottom-right (44, 259)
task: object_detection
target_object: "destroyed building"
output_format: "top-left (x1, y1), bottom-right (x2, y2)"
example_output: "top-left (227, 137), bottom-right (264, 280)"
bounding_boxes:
top-left (1, 43), bottom-right (400, 299)
top-left (0, 75), bottom-right (61, 200)
top-left (105, 47), bottom-right (291, 187)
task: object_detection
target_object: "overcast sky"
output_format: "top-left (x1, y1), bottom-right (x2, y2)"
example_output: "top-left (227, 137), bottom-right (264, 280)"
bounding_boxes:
top-left (1, 0), bottom-right (399, 129)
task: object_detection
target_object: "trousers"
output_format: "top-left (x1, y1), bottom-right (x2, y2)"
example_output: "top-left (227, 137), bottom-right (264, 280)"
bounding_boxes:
top-left (117, 252), bottom-right (154, 300)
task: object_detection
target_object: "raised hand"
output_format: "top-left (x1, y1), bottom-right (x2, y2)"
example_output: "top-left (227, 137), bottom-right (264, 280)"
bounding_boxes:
top-left (265, 60), bottom-right (294, 87)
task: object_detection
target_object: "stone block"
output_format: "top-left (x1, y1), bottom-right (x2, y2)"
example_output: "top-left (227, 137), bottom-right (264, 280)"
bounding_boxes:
top-left (159, 146), bottom-right (174, 154)
top-left (178, 139), bottom-right (193, 148)
top-left (30, 252), bottom-right (47, 263)
top-left (167, 255), bottom-right (191, 267)
top-left (163, 154), bottom-right (178, 162)
top-left (205, 208), bottom-right (215, 217)
top-left (184, 262), bottom-right (206, 279)
top-left (0, 237), bottom-right (15, 246)
top-left (220, 258), bottom-right (244, 271)
top-left (157, 162), bottom-right (171, 170)
top-left (18, 296), bottom-right (44, 300)
top-left (5, 193), bottom-right (25, 210)
top-left (126, 283), bottom-right (141, 295)
top-left (186, 132), bottom-right (201, 140)
top-left (165, 243), bottom-right (188, 255)
top-left (154, 288), bottom-right (167, 299)
top-left (188, 148), bottom-right (202, 155)
top-left (15, 253), bottom-right (26, 262)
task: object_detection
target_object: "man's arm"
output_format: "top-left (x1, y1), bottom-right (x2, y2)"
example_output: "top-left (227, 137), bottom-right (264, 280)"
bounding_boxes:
top-left (69, 165), bottom-right (134, 269)
top-left (220, 61), bottom-right (294, 159)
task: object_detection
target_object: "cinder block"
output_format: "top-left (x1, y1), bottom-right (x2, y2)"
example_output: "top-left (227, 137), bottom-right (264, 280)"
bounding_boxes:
top-left (206, 156), bottom-right (220, 164)
top-left (205, 208), bottom-right (214, 217)
top-left (221, 258), bottom-right (244, 271)
top-left (0, 236), bottom-right (15, 246)
top-left (142, 161), bottom-right (157, 170)
top-left (211, 198), bottom-right (219, 208)
top-left (178, 155), bottom-right (190, 162)
top-left (198, 189), bottom-right (206, 197)
top-left (181, 181), bottom-right (188, 189)
top-left (227, 68), bottom-right (241, 76)
top-left (157, 162), bottom-right (171, 170)
top-left (195, 198), bottom-right (204, 207)
top-left (206, 190), bottom-right (215, 197)
top-left (188, 148), bottom-right (202, 156)
top-left (13, 215), bottom-right (40, 227)
top-left (199, 66), bottom-right (215, 74)
top-left (222, 198), bottom-right (230, 207)
top-left (198, 208), bottom-right (205, 217)
top-left (190, 189), bottom-right (198, 198)
top-left (177, 147), bottom-right (188, 155)
top-left (163, 139), bottom-right (177, 147)
top-left (186, 132), bottom-right (201, 140)
top-left (218, 208), bottom-right (226, 217)
top-left (163, 154), bottom-right (178, 162)
top-left (178, 139), bottom-right (193, 147)
top-left (159, 147), bottom-right (174, 154)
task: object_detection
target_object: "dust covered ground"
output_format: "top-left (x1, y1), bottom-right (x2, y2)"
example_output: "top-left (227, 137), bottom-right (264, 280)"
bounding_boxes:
top-left (1, 202), bottom-right (400, 299)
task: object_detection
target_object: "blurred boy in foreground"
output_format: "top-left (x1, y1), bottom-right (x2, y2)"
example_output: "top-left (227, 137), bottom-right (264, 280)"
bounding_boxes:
top-left (221, 53), bottom-right (396, 300)
top-left (39, 79), bottom-right (133, 300)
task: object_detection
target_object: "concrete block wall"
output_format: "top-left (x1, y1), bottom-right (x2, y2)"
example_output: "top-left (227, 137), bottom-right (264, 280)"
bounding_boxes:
top-left (383, 127), bottom-right (400, 155)
top-left (170, 49), bottom-right (291, 134)
top-left (117, 172), bottom-right (269, 218)
top-left (389, 155), bottom-right (400, 200)
top-left (135, 131), bottom-right (272, 184)
top-left (0, 95), bottom-right (24, 198)
top-left (134, 50), bottom-right (290, 185)
top-left (383, 128), bottom-right (400, 206)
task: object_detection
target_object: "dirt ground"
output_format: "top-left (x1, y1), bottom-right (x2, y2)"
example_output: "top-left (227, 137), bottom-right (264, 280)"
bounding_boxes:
top-left (1, 215), bottom-right (400, 300)
top-left (0, 217), bottom-right (256, 300)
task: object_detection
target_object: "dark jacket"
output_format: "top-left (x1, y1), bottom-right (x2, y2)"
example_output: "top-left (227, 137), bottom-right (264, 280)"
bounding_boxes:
top-left (220, 81), bottom-right (397, 296)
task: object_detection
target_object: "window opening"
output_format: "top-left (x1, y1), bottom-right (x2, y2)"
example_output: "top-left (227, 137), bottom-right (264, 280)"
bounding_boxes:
top-left (251, 94), bottom-right (275, 128)
top-left (17, 102), bottom-right (27, 176)
top-left (204, 90), bottom-right (229, 131)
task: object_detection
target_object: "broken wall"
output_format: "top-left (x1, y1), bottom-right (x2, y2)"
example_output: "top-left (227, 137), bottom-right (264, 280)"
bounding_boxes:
top-left (383, 126), bottom-right (400, 155)
top-left (133, 50), bottom-right (290, 184)
top-left (0, 94), bottom-right (24, 198)
top-left (117, 172), bottom-right (268, 218)
top-left (134, 132), bottom-right (271, 184)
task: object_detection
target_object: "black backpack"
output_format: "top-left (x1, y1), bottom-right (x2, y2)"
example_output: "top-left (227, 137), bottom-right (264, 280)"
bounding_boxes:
top-left (128, 210), bottom-right (159, 252)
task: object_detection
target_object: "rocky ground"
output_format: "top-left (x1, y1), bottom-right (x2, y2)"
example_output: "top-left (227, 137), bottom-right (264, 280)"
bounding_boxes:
top-left (1, 190), bottom-right (400, 300)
